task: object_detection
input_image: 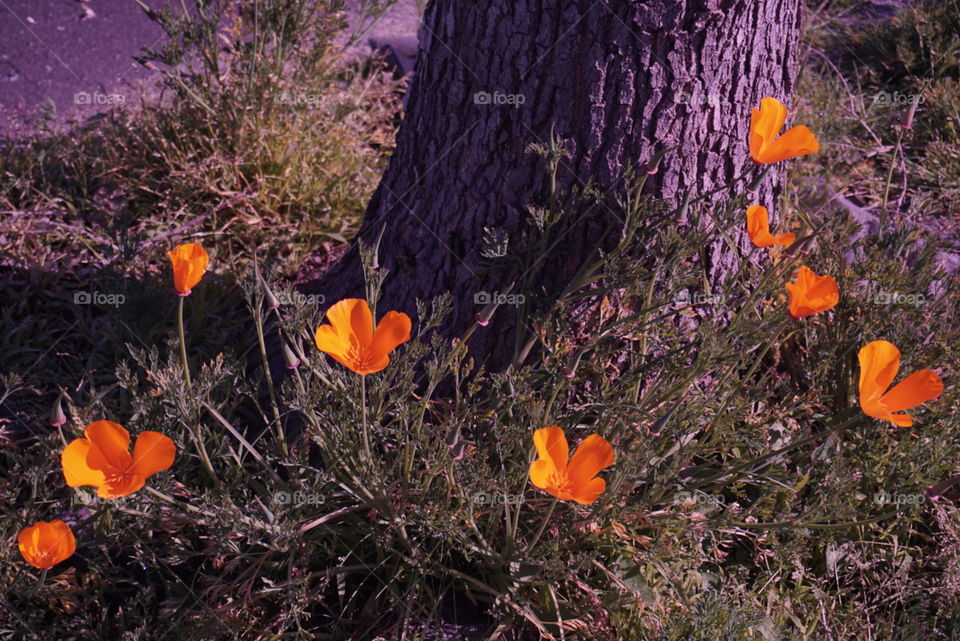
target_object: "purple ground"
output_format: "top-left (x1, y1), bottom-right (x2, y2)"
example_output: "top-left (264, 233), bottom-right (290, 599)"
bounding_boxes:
top-left (0, 0), bottom-right (422, 138)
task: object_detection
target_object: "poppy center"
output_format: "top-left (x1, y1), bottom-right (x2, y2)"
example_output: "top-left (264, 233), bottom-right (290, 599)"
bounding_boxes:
top-left (546, 468), bottom-right (574, 495)
top-left (347, 345), bottom-right (374, 371)
top-left (106, 466), bottom-right (135, 487)
top-left (35, 549), bottom-right (55, 566)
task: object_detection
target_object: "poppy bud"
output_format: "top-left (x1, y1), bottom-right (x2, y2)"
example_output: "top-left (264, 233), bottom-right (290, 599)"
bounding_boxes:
top-left (51, 393), bottom-right (67, 427)
top-left (644, 145), bottom-right (672, 175)
top-left (476, 304), bottom-right (496, 327)
top-left (676, 191), bottom-right (692, 224)
top-left (902, 100), bottom-right (918, 131)
top-left (264, 284), bottom-right (281, 310)
top-left (563, 350), bottom-right (585, 378)
top-left (282, 341), bottom-right (301, 370)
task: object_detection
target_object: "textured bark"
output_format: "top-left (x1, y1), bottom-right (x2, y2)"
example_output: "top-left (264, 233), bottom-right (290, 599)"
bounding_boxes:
top-left (301, 0), bottom-right (804, 367)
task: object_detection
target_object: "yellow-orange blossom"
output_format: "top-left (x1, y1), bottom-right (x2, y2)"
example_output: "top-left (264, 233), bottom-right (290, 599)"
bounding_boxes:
top-left (18, 520), bottom-right (76, 570)
top-left (314, 298), bottom-right (412, 375)
top-left (858, 340), bottom-right (943, 427)
top-left (62, 420), bottom-right (176, 499)
top-left (167, 242), bottom-right (209, 296)
top-left (529, 426), bottom-right (614, 505)
top-left (749, 97), bottom-right (819, 164)
top-left (785, 266), bottom-right (839, 319)
top-left (746, 205), bottom-right (796, 248)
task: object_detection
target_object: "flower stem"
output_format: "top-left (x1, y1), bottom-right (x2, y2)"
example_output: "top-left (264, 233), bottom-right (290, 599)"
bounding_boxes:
top-left (177, 296), bottom-right (218, 486)
top-left (253, 302), bottom-right (286, 456)
top-left (880, 124), bottom-right (906, 234)
top-left (360, 375), bottom-right (371, 460)
top-left (177, 296), bottom-right (191, 387)
top-left (526, 497), bottom-right (558, 552)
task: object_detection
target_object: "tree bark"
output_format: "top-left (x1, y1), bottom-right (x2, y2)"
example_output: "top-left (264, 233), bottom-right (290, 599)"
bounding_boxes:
top-left (300, 0), bottom-right (804, 368)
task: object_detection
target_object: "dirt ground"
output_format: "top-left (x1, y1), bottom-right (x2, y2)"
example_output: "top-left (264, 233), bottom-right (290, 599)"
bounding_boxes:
top-left (0, 0), bottom-right (422, 139)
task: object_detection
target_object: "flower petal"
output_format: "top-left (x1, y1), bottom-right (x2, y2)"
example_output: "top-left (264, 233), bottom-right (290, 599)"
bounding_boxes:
top-left (569, 477), bottom-right (607, 505)
top-left (567, 434), bottom-right (615, 488)
top-left (747, 205), bottom-right (796, 248)
top-left (881, 369), bottom-right (943, 413)
top-left (858, 341), bottom-right (901, 404)
top-left (100, 474), bottom-right (146, 499)
top-left (750, 98), bottom-right (788, 161)
top-left (746, 206), bottom-right (773, 247)
top-left (369, 311), bottom-right (412, 363)
top-left (314, 324), bottom-right (349, 359)
top-left (786, 267), bottom-right (837, 317)
top-left (18, 521), bottom-right (75, 570)
top-left (326, 299), bottom-right (374, 347)
top-left (83, 420), bottom-right (133, 473)
top-left (62, 438), bottom-right (107, 488)
top-left (529, 458), bottom-right (558, 491)
top-left (532, 426), bottom-right (569, 471)
top-left (168, 243), bottom-right (209, 295)
top-left (764, 125), bottom-right (820, 163)
top-left (131, 431), bottom-right (176, 479)
top-left (771, 232), bottom-right (796, 246)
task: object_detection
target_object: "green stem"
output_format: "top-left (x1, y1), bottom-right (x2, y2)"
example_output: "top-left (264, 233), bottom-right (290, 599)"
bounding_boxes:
top-left (177, 296), bottom-right (218, 486)
top-left (880, 125), bottom-right (905, 234)
top-left (254, 303), bottom-right (286, 456)
top-left (360, 375), bottom-right (371, 460)
top-left (526, 497), bottom-right (558, 552)
top-left (177, 297), bottom-right (191, 387)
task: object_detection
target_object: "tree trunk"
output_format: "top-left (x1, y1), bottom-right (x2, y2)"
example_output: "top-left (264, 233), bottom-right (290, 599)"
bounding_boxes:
top-left (301, 0), bottom-right (804, 368)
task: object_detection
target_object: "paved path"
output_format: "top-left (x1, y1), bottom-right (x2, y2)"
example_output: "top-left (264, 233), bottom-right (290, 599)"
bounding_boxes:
top-left (0, 0), bottom-right (169, 137)
top-left (0, 0), bottom-right (421, 138)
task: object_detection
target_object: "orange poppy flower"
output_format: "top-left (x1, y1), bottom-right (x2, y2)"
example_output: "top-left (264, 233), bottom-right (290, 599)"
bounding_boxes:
top-left (167, 242), bottom-right (209, 296)
top-left (528, 426), bottom-right (615, 505)
top-left (18, 520), bottom-right (76, 570)
top-left (314, 298), bottom-right (412, 375)
top-left (858, 340), bottom-right (944, 427)
top-left (62, 420), bottom-right (176, 499)
top-left (749, 97), bottom-right (819, 164)
top-left (785, 266), bottom-right (839, 319)
top-left (746, 205), bottom-right (796, 248)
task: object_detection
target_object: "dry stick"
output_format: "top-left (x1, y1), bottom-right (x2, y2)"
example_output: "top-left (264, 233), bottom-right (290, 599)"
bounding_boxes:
top-left (729, 509), bottom-right (900, 531)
